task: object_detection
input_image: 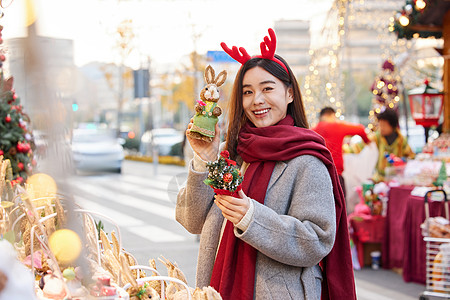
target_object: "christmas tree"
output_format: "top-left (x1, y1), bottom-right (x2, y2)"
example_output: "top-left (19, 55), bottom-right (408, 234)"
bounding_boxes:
top-left (433, 160), bottom-right (447, 187)
top-left (204, 150), bottom-right (244, 195)
top-left (0, 25), bottom-right (34, 185)
top-left (368, 59), bottom-right (400, 130)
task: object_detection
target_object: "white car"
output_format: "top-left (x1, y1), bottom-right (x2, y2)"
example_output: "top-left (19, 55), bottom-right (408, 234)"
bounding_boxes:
top-left (71, 129), bottom-right (124, 173)
top-left (140, 128), bottom-right (184, 156)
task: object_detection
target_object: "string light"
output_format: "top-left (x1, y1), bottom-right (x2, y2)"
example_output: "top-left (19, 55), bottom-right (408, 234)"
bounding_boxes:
top-left (302, 0), bottom-right (414, 124)
top-left (415, 0), bottom-right (426, 10)
top-left (399, 15), bottom-right (410, 27)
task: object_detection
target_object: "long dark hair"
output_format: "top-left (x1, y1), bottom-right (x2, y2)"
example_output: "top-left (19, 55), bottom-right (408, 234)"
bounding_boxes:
top-left (225, 55), bottom-right (308, 160)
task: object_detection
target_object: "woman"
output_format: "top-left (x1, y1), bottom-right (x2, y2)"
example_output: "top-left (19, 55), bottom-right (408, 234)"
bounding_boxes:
top-left (176, 29), bottom-right (356, 300)
top-left (372, 108), bottom-right (415, 182)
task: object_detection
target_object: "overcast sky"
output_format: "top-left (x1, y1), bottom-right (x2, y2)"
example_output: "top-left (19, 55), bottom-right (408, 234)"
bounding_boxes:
top-left (1, 0), bottom-right (333, 68)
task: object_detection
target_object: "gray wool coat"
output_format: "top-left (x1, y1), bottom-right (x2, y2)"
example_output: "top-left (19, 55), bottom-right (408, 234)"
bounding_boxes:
top-left (176, 154), bottom-right (336, 300)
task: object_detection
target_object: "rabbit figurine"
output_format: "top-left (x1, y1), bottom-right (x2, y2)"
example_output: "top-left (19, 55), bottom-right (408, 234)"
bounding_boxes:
top-left (188, 65), bottom-right (227, 142)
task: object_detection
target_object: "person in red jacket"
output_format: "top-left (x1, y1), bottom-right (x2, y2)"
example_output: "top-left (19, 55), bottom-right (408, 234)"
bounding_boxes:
top-left (312, 107), bottom-right (371, 198)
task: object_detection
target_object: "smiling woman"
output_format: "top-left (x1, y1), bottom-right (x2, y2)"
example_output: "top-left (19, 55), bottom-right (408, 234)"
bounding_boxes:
top-left (177, 28), bottom-right (356, 300)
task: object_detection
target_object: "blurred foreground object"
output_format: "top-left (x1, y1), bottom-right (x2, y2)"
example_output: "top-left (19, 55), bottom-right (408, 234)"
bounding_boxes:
top-left (0, 240), bottom-right (37, 300)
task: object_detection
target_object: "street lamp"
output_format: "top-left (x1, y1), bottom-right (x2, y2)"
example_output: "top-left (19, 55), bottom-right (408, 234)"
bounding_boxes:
top-left (408, 79), bottom-right (444, 142)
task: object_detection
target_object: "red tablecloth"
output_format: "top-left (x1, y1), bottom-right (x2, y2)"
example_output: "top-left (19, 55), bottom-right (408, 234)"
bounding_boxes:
top-left (402, 194), bottom-right (446, 283)
top-left (350, 215), bottom-right (385, 267)
top-left (383, 185), bottom-right (447, 284)
top-left (382, 185), bottom-right (414, 270)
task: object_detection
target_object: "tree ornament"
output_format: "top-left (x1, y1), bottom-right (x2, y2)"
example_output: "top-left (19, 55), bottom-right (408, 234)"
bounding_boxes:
top-left (223, 173), bottom-right (233, 183)
top-left (0, 150), bottom-right (3, 155)
top-left (16, 142), bottom-right (23, 152)
top-left (187, 65), bottom-right (227, 143)
top-left (17, 162), bottom-right (23, 171)
top-left (4, 114), bottom-right (10, 122)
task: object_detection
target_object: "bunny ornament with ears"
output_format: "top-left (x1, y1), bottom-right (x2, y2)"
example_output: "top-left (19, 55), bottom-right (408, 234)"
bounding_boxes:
top-left (188, 65), bottom-right (227, 142)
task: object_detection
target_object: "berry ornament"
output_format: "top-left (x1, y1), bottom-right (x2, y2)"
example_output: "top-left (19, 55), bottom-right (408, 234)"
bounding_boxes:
top-left (17, 162), bottom-right (24, 171)
top-left (223, 173), bottom-right (233, 183)
top-left (5, 115), bottom-right (11, 122)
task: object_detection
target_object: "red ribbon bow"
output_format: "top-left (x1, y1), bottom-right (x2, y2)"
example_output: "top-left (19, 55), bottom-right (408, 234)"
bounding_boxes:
top-left (220, 150), bottom-right (236, 166)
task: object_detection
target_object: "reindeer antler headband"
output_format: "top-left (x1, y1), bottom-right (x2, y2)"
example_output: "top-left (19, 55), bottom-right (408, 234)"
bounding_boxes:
top-left (220, 28), bottom-right (289, 73)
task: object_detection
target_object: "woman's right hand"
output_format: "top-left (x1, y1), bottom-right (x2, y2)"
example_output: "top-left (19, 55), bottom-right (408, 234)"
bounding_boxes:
top-left (186, 119), bottom-right (220, 162)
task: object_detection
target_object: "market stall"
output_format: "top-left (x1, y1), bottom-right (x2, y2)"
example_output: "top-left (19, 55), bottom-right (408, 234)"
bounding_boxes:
top-left (349, 132), bottom-right (449, 284)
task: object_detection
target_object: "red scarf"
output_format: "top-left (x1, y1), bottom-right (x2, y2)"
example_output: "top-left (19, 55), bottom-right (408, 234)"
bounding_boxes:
top-left (210, 115), bottom-right (356, 300)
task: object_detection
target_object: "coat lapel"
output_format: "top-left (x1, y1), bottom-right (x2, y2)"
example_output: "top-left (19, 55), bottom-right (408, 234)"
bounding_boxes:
top-left (267, 161), bottom-right (287, 191)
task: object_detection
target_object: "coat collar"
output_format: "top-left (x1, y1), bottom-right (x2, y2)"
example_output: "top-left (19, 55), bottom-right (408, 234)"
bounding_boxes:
top-left (240, 159), bottom-right (288, 191)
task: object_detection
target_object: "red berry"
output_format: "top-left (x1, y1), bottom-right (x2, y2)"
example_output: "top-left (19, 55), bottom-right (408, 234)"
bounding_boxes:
top-left (17, 162), bottom-right (24, 170)
top-left (16, 176), bottom-right (23, 183)
top-left (0, 150), bottom-right (3, 155)
top-left (223, 173), bottom-right (233, 183)
top-left (5, 115), bottom-right (11, 122)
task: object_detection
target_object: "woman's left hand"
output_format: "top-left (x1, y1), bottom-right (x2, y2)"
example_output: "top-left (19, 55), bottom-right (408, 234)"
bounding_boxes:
top-left (214, 190), bottom-right (250, 225)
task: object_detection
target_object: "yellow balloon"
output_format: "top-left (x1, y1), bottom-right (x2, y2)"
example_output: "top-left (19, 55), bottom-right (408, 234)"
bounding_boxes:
top-left (26, 173), bottom-right (57, 198)
top-left (49, 229), bottom-right (82, 264)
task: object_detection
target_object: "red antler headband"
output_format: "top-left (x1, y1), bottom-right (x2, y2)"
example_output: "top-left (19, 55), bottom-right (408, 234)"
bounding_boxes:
top-left (220, 28), bottom-right (289, 73)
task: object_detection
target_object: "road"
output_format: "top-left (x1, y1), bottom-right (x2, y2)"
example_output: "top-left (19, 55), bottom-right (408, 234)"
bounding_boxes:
top-left (69, 159), bottom-right (425, 299)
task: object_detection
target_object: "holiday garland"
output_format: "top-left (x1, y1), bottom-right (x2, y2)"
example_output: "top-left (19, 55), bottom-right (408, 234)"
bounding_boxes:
top-left (204, 150), bottom-right (244, 195)
top-left (391, 0), bottom-right (442, 39)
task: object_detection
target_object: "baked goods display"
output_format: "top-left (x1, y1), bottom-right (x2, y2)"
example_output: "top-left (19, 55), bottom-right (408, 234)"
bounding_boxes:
top-left (421, 217), bottom-right (450, 238)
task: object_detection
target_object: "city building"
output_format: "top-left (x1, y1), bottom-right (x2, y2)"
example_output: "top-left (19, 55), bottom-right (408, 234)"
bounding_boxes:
top-left (274, 20), bottom-right (311, 81)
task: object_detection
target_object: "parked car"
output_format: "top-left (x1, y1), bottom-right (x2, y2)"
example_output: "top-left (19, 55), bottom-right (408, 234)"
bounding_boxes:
top-left (140, 128), bottom-right (184, 156)
top-left (71, 128), bottom-right (124, 173)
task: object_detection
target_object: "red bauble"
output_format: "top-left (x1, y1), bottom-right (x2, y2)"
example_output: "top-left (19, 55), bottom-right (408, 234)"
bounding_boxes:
top-left (0, 150), bottom-right (3, 155)
top-left (17, 162), bottom-right (24, 171)
top-left (16, 142), bottom-right (30, 153)
top-left (16, 176), bottom-right (23, 183)
top-left (223, 173), bottom-right (233, 183)
top-left (5, 115), bottom-right (11, 123)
